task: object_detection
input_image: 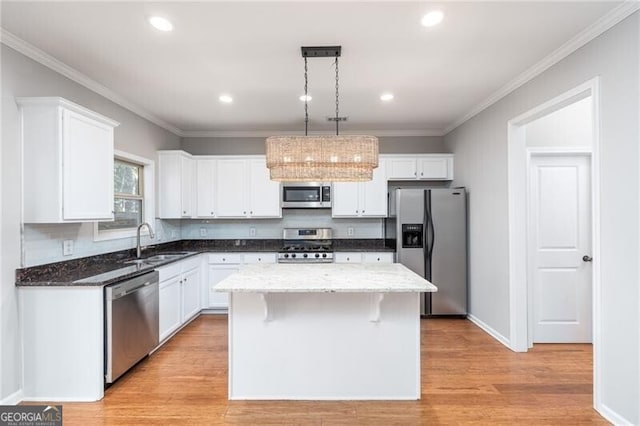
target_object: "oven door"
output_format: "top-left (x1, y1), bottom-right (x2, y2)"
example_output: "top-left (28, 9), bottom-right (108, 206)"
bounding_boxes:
top-left (281, 184), bottom-right (330, 208)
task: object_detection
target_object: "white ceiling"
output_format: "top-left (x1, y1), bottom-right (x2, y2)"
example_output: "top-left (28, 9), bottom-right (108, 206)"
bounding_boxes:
top-left (0, 1), bottom-right (623, 136)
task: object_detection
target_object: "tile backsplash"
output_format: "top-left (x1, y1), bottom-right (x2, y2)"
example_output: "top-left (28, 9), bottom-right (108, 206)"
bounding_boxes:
top-left (22, 210), bottom-right (384, 267)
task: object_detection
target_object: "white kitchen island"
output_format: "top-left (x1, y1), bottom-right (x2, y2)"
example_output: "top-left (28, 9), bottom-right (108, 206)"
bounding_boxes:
top-left (215, 263), bottom-right (437, 400)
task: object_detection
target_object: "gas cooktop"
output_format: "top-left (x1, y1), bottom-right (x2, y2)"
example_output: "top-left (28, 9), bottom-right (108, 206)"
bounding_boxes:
top-left (278, 228), bottom-right (334, 263)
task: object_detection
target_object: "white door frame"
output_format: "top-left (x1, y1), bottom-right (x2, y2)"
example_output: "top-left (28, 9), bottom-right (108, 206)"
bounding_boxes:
top-left (526, 149), bottom-right (592, 347)
top-left (507, 77), bottom-right (601, 404)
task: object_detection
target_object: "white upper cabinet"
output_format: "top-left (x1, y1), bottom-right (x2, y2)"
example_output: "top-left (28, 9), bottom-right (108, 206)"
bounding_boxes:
top-left (333, 159), bottom-right (387, 218)
top-left (248, 158), bottom-right (281, 218)
top-left (384, 154), bottom-right (454, 181)
top-left (158, 151), bottom-right (194, 218)
top-left (215, 158), bottom-right (248, 218)
top-left (189, 155), bottom-right (281, 219)
top-left (19, 97), bottom-right (119, 223)
top-left (196, 158), bottom-right (216, 217)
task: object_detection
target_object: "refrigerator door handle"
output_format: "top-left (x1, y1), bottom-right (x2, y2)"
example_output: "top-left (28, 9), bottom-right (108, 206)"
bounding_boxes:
top-left (427, 205), bottom-right (435, 260)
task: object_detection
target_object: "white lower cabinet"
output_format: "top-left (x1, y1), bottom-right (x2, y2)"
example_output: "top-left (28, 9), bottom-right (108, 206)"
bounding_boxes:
top-left (335, 252), bottom-right (395, 264)
top-left (159, 274), bottom-right (182, 342)
top-left (157, 256), bottom-right (202, 343)
top-left (207, 252), bottom-right (276, 310)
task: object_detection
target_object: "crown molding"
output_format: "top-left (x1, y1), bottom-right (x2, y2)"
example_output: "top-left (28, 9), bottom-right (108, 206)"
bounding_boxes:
top-left (181, 129), bottom-right (445, 138)
top-left (0, 29), bottom-right (184, 137)
top-left (442, 0), bottom-right (640, 135)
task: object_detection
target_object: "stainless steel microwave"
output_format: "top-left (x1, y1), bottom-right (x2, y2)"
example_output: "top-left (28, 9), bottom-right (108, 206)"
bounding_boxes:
top-left (281, 183), bottom-right (332, 209)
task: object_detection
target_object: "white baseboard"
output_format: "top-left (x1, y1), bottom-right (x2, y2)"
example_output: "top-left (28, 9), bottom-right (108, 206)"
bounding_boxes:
top-left (0, 389), bottom-right (23, 405)
top-left (467, 314), bottom-right (512, 350)
top-left (597, 402), bottom-right (635, 426)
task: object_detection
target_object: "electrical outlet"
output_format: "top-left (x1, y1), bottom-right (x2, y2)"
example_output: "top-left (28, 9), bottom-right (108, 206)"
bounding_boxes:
top-left (200, 227), bottom-right (207, 237)
top-left (62, 239), bottom-right (73, 256)
top-left (347, 227), bottom-right (355, 237)
top-left (249, 227), bottom-right (256, 237)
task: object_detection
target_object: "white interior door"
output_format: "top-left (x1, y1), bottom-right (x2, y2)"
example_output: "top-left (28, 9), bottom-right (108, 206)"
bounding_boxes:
top-left (529, 154), bottom-right (592, 343)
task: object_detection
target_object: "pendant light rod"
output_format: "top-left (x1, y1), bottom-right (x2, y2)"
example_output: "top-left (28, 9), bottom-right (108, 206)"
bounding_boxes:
top-left (304, 56), bottom-right (309, 136)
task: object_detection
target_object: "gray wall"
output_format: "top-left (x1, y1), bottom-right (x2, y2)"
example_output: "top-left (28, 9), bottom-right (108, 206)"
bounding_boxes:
top-left (444, 13), bottom-right (639, 423)
top-left (0, 45), bottom-right (181, 401)
top-left (181, 136), bottom-right (446, 155)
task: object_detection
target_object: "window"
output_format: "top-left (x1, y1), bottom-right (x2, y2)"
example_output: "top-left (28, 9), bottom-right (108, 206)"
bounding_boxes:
top-left (95, 151), bottom-right (155, 241)
top-left (99, 159), bottom-right (143, 231)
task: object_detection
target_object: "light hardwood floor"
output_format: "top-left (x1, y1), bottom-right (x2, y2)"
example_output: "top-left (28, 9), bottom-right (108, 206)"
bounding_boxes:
top-left (34, 315), bottom-right (606, 425)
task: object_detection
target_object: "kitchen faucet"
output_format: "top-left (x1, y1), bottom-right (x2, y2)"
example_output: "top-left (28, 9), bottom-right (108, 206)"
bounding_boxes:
top-left (136, 222), bottom-right (155, 258)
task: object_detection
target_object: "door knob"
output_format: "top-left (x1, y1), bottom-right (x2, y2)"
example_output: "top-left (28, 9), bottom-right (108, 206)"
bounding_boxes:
top-left (582, 255), bottom-right (593, 262)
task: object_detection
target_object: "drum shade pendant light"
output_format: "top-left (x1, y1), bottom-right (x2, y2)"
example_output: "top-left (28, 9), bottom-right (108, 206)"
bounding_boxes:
top-left (266, 46), bottom-right (379, 182)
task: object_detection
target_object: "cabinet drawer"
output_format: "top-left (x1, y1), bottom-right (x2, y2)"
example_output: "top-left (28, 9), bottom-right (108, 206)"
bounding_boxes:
top-left (156, 262), bottom-right (181, 281)
top-left (208, 253), bottom-right (242, 264)
top-left (363, 252), bottom-right (395, 263)
top-left (243, 253), bottom-right (277, 264)
top-left (334, 252), bottom-right (363, 263)
top-left (180, 255), bottom-right (201, 272)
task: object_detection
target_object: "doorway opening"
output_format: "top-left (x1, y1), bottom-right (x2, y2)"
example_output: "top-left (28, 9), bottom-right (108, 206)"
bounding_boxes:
top-left (507, 77), bottom-right (601, 404)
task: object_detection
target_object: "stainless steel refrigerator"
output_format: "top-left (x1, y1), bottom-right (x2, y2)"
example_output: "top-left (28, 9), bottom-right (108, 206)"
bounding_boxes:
top-left (388, 188), bottom-right (467, 317)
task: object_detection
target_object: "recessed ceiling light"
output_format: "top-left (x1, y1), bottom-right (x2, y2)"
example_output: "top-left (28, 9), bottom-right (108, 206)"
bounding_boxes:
top-left (148, 16), bottom-right (173, 32)
top-left (219, 94), bottom-right (233, 104)
top-left (421, 11), bottom-right (444, 27)
top-left (380, 93), bottom-right (394, 101)
top-left (299, 95), bottom-right (312, 102)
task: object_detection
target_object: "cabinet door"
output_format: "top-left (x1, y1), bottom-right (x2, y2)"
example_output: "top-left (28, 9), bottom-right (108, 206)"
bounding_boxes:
top-left (62, 109), bottom-right (114, 220)
top-left (332, 182), bottom-right (360, 217)
top-left (361, 159), bottom-right (387, 217)
top-left (215, 159), bottom-right (247, 217)
top-left (158, 153), bottom-right (182, 219)
top-left (208, 265), bottom-right (239, 309)
top-left (196, 159), bottom-right (216, 217)
top-left (159, 275), bottom-right (182, 342)
top-left (418, 156), bottom-right (452, 180)
top-left (180, 156), bottom-right (194, 217)
top-left (248, 159), bottom-right (281, 218)
top-left (386, 157), bottom-right (417, 180)
top-left (181, 267), bottom-right (201, 322)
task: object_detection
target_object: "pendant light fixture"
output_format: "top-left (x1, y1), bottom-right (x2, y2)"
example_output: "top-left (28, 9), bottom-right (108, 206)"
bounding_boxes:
top-left (266, 46), bottom-right (379, 182)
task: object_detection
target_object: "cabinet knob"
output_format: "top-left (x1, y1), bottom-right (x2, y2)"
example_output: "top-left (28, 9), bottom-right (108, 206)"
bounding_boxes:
top-left (243, 211), bottom-right (246, 214)
top-left (355, 210), bottom-right (359, 214)
top-left (222, 258), bottom-right (226, 261)
top-left (211, 211), bottom-right (214, 215)
top-left (258, 258), bottom-right (261, 262)
top-left (250, 211), bottom-right (253, 215)
top-left (347, 257), bottom-right (350, 261)
top-left (377, 258), bottom-right (380, 261)
top-left (421, 172), bottom-right (424, 176)
top-left (362, 210), bottom-right (365, 213)
top-left (183, 211), bottom-right (186, 214)
top-left (414, 172), bottom-right (417, 176)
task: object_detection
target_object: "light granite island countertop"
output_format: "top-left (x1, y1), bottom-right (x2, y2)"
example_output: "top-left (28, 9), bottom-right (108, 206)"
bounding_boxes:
top-left (214, 263), bottom-right (438, 293)
top-left (215, 262), bottom-right (437, 401)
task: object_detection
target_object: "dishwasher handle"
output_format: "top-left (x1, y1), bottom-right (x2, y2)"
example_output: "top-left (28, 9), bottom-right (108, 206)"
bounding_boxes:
top-left (105, 271), bottom-right (160, 301)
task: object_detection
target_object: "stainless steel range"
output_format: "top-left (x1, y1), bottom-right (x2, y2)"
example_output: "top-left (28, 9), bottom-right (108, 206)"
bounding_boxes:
top-left (278, 228), bottom-right (334, 263)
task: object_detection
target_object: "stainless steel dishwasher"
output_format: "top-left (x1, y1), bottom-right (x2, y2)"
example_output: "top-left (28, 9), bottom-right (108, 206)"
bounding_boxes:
top-left (105, 271), bottom-right (159, 383)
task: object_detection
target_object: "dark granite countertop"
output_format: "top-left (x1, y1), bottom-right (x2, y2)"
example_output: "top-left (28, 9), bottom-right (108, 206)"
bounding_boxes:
top-left (16, 239), bottom-right (395, 287)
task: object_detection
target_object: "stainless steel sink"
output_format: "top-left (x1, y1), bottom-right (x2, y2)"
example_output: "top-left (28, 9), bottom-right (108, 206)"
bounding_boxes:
top-left (124, 252), bottom-right (194, 266)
